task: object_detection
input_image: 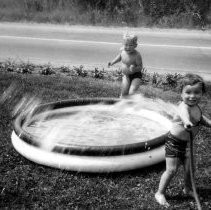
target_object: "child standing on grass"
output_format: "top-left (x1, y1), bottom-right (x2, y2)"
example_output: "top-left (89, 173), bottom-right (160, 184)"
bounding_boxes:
top-left (155, 73), bottom-right (211, 207)
top-left (108, 33), bottom-right (143, 98)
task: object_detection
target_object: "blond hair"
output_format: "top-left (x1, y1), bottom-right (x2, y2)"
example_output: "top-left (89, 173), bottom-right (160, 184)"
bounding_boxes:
top-left (123, 33), bottom-right (138, 45)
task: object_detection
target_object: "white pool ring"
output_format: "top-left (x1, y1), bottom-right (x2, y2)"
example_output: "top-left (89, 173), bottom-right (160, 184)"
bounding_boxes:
top-left (11, 131), bottom-right (165, 172)
top-left (11, 98), bottom-right (168, 173)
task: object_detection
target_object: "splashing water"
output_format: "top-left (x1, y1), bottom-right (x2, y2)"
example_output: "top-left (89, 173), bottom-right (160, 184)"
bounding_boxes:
top-left (0, 82), bottom-right (45, 119)
top-left (1, 84), bottom-right (177, 151)
top-left (21, 94), bottom-right (177, 151)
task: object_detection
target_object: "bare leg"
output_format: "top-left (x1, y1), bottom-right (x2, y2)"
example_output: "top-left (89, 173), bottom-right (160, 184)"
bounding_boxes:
top-left (120, 75), bottom-right (130, 98)
top-left (129, 78), bottom-right (142, 95)
top-left (155, 157), bottom-right (180, 207)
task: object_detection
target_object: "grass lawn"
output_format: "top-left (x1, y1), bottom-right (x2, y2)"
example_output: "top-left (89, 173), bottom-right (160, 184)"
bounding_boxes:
top-left (0, 71), bottom-right (210, 209)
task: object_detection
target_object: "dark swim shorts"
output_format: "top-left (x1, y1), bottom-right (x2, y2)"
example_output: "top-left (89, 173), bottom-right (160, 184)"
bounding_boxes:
top-left (165, 132), bottom-right (188, 161)
top-left (128, 71), bottom-right (142, 82)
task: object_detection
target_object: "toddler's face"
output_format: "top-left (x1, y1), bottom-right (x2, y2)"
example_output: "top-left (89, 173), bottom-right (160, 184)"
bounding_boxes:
top-left (123, 40), bottom-right (137, 53)
top-left (181, 83), bottom-right (203, 106)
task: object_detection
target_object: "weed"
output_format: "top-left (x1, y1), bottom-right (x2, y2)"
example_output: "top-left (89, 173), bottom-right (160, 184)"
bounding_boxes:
top-left (16, 61), bottom-right (35, 74)
top-left (60, 66), bottom-right (71, 73)
top-left (40, 64), bottom-right (55, 75)
top-left (0, 59), bottom-right (206, 93)
top-left (1, 59), bottom-right (16, 72)
top-left (112, 68), bottom-right (122, 81)
top-left (152, 72), bottom-right (159, 85)
top-left (91, 68), bottom-right (105, 79)
top-left (73, 65), bottom-right (88, 77)
top-left (165, 73), bottom-right (182, 88)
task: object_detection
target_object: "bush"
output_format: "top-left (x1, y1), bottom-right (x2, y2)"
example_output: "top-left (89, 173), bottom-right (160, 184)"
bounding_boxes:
top-left (0, 0), bottom-right (210, 28)
top-left (91, 68), bottom-right (105, 79)
top-left (39, 64), bottom-right (55, 75)
top-left (0, 59), bottom-right (16, 72)
top-left (73, 65), bottom-right (88, 77)
top-left (16, 62), bottom-right (35, 74)
top-left (0, 59), bottom-right (207, 93)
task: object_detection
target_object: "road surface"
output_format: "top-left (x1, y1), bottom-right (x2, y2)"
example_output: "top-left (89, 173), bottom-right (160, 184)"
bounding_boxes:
top-left (0, 22), bottom-right (211, 80)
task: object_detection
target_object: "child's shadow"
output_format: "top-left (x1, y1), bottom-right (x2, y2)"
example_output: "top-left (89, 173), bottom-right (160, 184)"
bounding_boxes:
top-left (166, 194), bottom-right (191, 202)
top-left (198, 186), bottom-right (211, 199)
top-left (167, 186), bottom-right (211, 202)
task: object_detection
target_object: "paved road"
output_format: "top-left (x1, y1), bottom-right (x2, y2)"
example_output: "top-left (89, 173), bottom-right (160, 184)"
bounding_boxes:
top-left (0, 22), bottom-right (211, 80)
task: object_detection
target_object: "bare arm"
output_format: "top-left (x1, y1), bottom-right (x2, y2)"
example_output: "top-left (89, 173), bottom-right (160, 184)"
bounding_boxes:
top-left (130, 52), bottom-right (143, 72)
top-left (178, 102), bottom-right (194, 129)
top-left (135, 53), bottom-right (143, 70)
top-left (108, 54), bottom-right (121, 67)
top-left (200, 115), bottom-right (211, 127)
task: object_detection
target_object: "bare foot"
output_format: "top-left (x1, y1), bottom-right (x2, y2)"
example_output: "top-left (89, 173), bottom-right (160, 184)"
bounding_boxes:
top-left (155, 192), bottom-right (170, 208)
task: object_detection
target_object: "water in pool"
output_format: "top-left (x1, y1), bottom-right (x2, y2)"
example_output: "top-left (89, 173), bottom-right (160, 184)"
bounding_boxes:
top-left (22, 95), bottom-right (176, 150)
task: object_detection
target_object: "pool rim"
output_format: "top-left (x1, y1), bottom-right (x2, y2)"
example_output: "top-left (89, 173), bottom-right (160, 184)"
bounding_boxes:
top-left (13, 97), bottom-right (167, 156)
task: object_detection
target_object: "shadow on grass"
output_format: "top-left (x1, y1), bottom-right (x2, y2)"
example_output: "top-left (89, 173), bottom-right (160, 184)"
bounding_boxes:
top-left (69, 161), bottom-right (166, 178)
top-left (164, 186), bottom-right (211, 207)
top-left (166, 194), bottom-right (192, 202)
top-left (198, 187), bottom-right (211, 199)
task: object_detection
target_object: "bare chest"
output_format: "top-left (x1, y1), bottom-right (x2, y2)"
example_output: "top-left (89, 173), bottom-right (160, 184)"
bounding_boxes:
top-left (189, 106), bottom-right (201, 125)
top-left (121, 52), bottom-right (137, 66)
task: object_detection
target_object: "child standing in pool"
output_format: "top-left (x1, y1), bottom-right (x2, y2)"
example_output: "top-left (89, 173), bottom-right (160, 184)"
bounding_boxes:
top-left (108, 33), bottom-right (143, 98)
top-left (155, 73), bottom-right (211, 207)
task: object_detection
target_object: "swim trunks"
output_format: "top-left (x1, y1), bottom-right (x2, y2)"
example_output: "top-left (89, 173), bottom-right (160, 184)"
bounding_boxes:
top-left (128, 71), bottom-right (142, 82)
top-left (165, 132), bottom-right (188, 161)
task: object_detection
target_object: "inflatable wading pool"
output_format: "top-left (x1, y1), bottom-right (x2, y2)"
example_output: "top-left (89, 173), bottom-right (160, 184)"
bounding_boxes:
top-left (11, 98), bottom-right (169, 173)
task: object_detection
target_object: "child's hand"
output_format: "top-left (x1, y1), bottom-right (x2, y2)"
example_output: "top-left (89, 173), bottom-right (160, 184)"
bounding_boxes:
top-left (184, 122), bottom-right (194, 130)
top-left (108, 62), bottom-right (112, 68)
top-left (130, 65), bottom-right (136, 72)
